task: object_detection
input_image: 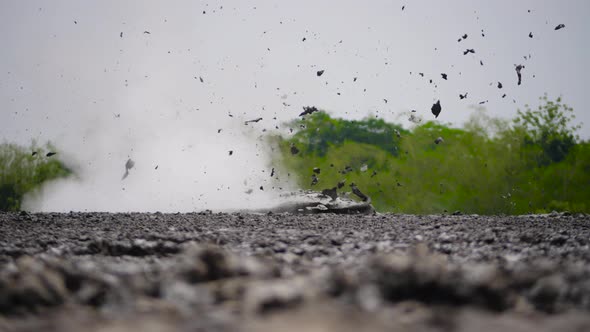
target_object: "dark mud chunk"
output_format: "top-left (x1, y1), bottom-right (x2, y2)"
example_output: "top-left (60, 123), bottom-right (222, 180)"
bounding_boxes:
top-left (299, 106), bottom-right (319, 117)
top-left (350, 183), bottom-right (369, 202)
top-left (441, 73), bottom-right (448, 80)
top-left (431, 100), bottom-right (442, 118)
top-left (554, 24), bottom-right (565, 30)
top-left (290, 143), bottom-right (300, 155)
top-left (316, 70), bottom-right (325, 77)
top-left (463, 49), bottom-right (475, 55)
top-left (311, 174), bottom-right (319, 186)
top-left (321, 187), bottom-right (338, 200)
top-left (244, 117), bottom-right (263, 125)
top-left (515, 64), bottom-right (525, 85)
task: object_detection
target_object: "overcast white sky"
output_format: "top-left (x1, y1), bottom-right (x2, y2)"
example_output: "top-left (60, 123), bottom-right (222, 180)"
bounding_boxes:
top-left (1, 1), bottom-right (588, 212)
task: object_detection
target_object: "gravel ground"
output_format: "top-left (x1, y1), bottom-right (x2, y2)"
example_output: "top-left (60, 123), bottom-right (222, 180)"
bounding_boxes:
top-left (1, 211), bottom-right (590, 331)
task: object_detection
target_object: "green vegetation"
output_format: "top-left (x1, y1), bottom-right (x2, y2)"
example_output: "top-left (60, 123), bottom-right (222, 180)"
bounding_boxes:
top-left (274, 96), bottom-right (590, 214)
top-left (0, 142), bottom-right (72, 211)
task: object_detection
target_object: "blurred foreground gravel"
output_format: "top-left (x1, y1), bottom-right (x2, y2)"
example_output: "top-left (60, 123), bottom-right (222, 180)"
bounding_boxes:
top-left (1, 211), bottom-right (590, 331)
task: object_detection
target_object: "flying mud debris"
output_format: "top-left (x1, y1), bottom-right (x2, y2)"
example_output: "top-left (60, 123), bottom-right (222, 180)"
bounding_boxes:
top-left (311, 174), bottom-right (319, 186)
top-left (350, 183), bottom-right (370, 202)
top-left (515, 64), bottom-right (525, 85)
top-left (321, 187), bottom-right (338, 200)
top-left (431, 100), bottom-right (442, 118)
top-left (299, 106), bottom-right (319, 117)
top-left (244, 118), bottom-right (263, 125)
top-left (122, 158), bottom-right (134, 180)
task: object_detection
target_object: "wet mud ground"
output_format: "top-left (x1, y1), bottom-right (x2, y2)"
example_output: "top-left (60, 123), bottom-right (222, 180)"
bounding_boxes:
top-left (1, 211), bottom-right (590, 331)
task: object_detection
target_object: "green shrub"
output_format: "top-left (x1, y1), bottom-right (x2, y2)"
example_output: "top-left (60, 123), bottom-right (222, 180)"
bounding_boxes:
top-left (273, 97), bottom-right (589, 215)
top-left (0, 141), bottom-right (72, 211)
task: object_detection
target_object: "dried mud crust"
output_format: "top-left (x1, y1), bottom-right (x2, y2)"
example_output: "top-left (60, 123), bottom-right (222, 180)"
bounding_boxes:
top-left (1, 212), bottom-right (589, 332)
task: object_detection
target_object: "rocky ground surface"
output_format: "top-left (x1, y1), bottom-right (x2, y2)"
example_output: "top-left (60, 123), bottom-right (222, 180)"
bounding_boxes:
top-left (1, 211), bottom-right (590, 332)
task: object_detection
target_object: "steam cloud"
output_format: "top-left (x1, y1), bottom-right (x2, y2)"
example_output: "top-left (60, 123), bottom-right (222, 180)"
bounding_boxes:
top-left (23, 77), bottom-right (290, 212)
